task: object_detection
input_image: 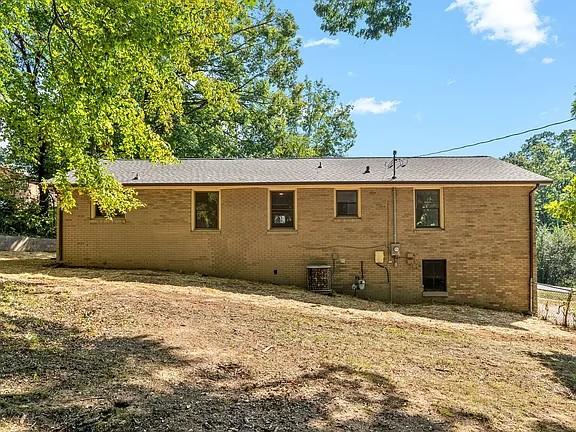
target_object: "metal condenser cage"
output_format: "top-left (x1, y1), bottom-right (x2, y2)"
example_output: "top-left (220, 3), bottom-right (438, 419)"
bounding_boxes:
top-left (306, 265), bottom-right (332, 294)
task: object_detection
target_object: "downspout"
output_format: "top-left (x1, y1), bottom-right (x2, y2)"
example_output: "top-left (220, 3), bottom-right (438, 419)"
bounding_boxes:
top-left (388, 152), bottom-right (399, 300)
top-left (386, 199), bottom-right (392, 302)
top-left (58, 207), bottom-right (64, 262)
top-left (528, 184), bottom-right (538, 314)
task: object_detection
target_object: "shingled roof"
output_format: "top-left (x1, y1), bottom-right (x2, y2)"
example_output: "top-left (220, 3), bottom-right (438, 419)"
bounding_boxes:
top-left (94, 156), bottom-right (551, 185)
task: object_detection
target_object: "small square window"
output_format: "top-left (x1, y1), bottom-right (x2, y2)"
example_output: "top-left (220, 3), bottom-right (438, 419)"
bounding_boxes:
top-left (92, 203), bottom-right (123, 219)
top-left (415, 189), bottom-right (441, 228)
top-left (94, 204), bottom-right (106, 218)
top-left (195, 191), bottom-right (219, 230)
top-left (336, 190), bottom-right (358, 217)
top-left (422, 260), bottom-right (447, 292)
top-left (270, 191), bottom-right (295, 229)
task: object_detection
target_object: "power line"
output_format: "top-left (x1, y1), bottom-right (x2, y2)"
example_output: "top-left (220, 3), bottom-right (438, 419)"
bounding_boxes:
top-left (414, 117), bottom-right (576, 157)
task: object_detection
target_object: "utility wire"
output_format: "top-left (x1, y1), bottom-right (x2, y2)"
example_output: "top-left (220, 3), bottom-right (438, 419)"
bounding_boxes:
top-left (414, 117), bottom-right (576, 157)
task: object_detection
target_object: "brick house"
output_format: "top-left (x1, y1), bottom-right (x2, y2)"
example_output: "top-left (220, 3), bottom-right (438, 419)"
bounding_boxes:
top-left (57, 157), bottom-right (551, 312)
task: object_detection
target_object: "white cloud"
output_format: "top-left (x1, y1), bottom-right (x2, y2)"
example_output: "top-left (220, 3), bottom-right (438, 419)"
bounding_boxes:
top-left (347, 71), bottom-right (358, 77)
top-left (446, 0), bottom-right (548, 53)
top-left (351, 98), bottom-right (401, 115)
top-left (302, 37), bottom-right (340, 48)
top-left (447, 79), bottom-right (457, 86)
top-left (542, 57), bottom-right (555, 64)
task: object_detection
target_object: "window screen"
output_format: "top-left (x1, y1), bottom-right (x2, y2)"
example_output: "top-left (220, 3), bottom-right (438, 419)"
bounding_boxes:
top-left (415, 190), bottom-right (441, 228)
top-left (336, 190), bottom-right (358, 217)
top-left (422, 260), bottom-right (447, 292)
top-left (195, 192), bottom-right (219, 229)
top-left (270, 191), bottom-right (295, 228)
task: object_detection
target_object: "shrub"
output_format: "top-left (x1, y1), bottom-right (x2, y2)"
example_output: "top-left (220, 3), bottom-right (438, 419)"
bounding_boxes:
top-left (0, 174), bottom-right (55, 238)
top-left (537, 226), bottom-right (576, 287)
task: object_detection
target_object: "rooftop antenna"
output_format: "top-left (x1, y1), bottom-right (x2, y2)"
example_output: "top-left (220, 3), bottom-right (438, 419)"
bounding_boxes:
top-left (388, 150), bottom-right (406, 180)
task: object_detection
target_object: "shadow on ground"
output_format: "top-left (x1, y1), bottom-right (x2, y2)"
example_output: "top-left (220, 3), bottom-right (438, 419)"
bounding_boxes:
top-left (533, 420), bottom-right (576, 432)
top-left (0, 310), bottom-right (506, 432)
top-left (531, 351), bottom-right (576, 398)
top-left (0, 255), bottom-right (530, 330)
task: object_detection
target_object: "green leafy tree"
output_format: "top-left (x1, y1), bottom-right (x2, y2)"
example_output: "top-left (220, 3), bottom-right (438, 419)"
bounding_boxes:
top-left (169, 1), bottom-right (296, 158)
top-left (0, 0), bottom-right (411, 217)
top-left (169, 2), bottom-right (355, 158)
top-left (546, 176), bottom-right (576, 225)
top-left (0, 0), bottom-right (243, 216)
top-left (544, 100), bottom-right (576, 225)
top-left (314, 0), bottom-right (411, 39)
top-left (503, 130), bottom-right (575, 226)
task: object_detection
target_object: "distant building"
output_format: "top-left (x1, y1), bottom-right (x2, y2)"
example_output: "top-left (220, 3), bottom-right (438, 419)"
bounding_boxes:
top-left (0, 166), bottom-right (40, 202)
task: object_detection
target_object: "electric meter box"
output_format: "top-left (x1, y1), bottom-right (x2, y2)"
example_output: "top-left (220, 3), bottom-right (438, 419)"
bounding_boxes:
top-left (390, 243), bottom-right (401, 257)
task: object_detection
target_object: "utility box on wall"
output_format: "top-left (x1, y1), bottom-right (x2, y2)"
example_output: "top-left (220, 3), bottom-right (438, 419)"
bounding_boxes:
top-left (374, 250), bottom-right (385, 264)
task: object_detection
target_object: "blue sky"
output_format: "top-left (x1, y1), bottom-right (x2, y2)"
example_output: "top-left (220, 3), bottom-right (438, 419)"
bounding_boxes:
top-left (276, 0), bottom-right (576, 158)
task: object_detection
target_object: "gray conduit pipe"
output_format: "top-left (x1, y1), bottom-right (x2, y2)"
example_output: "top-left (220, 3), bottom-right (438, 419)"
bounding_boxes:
top-left (393, 188), bottom-right (397, 244)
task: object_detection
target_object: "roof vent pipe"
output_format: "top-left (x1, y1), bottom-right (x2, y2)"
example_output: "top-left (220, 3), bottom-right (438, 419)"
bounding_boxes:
top-left (364, 165), bottom-right (370, 174)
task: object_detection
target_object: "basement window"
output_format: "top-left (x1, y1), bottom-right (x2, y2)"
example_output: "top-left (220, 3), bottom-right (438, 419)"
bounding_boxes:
top-left (270, 191), bottom-right (295, 229)
top-left (422, 260), bottom-right (447, 292)
top-left (336, 190), bottom-right (359, 217)
top-left (415, 189), bottom-right (442, 228)
top-left (194, 191), bottom-right (219, 230)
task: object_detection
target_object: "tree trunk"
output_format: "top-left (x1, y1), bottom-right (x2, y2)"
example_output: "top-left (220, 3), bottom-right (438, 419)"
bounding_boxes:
top-left (36, 136), bottom-right (51, 215)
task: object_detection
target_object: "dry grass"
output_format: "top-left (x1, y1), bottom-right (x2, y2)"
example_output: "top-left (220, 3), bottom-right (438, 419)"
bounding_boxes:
top-left (0, 252), bottom-right (575, 432)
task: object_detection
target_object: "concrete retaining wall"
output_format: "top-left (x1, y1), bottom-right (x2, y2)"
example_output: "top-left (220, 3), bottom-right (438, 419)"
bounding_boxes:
top-left (0, 235), bottom-right (56, 252)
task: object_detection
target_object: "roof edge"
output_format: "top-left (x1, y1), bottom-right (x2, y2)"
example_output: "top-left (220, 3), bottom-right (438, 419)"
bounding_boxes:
top-left (116, 180), bottom-right (552, 187)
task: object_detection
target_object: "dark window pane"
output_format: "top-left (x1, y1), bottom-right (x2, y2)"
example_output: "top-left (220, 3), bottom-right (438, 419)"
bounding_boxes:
top-left (94, 205), bottom-right (105, 218)
top-left (422, 260), bottom-right (447, 292)
top-left (271, 191), bottom-right (294, 228)
top-left (94, 204), bottom-right (122, 219)
top-left (195, 192), bottom-right (219, 229)
top-left (416, 190), bottom-right (441, 228)
top-left (336, 190), bottom-right (358, 217)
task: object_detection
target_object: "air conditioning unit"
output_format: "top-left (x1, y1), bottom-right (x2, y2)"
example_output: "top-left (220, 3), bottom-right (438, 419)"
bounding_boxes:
top-left (306, 265), bottom-right (332, 295)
